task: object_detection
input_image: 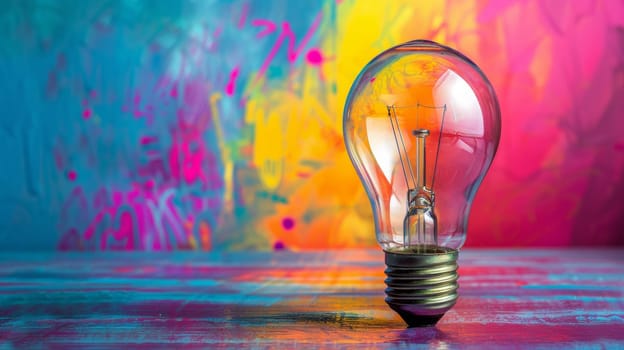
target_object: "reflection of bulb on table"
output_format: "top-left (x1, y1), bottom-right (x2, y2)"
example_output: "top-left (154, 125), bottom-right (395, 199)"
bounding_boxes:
top-left (343, 40), bottom-right (501, 327)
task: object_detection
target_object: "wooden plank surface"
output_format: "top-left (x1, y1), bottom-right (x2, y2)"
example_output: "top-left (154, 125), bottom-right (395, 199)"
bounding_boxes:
top-left (1, 249), bottom-right (623, 348)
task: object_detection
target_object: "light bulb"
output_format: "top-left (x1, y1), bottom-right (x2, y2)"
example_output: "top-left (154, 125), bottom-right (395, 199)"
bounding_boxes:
top-left (343, 40), bottom-right (501, 327)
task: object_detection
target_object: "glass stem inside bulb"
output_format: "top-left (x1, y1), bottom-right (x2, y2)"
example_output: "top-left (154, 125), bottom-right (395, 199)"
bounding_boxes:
top-left (403, 129), bottom-right (438, 250)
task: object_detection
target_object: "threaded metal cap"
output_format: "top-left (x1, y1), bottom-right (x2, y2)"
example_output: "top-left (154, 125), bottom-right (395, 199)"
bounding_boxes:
top-left (384, 245), bottom-right (459, 327)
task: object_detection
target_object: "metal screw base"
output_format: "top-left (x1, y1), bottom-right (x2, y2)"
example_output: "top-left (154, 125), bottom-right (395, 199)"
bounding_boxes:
top-left (384, 245), bottom-right (459, 327)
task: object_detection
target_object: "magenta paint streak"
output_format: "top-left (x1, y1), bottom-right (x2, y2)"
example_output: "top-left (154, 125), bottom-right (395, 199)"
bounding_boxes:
top-left (254, 12), bottom-right (323, 79)
top-left (168, 124), bottom-right (222, 190)
top-left (238, 3), bottom-right (249, 29)
top-left (225, 66), bottom-right (240, 96)
top-left (140, 136), bottom-right (157, 145)
top-left (169, 86), bottom-right (178, 98)
top-left (74, 185), bottom-right (182, 251)
top-left (59, 74), bottom-right (224, 251)
top-left (252, 19), bottom-right (277, 39)
top-left (110, 210), bottom-right (136, 250)
top-left (121, 90), bottom-right (154, 120)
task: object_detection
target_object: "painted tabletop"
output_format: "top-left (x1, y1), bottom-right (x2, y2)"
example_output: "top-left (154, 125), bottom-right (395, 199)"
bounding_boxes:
top-left (1, 249), bottom-right (623, 349)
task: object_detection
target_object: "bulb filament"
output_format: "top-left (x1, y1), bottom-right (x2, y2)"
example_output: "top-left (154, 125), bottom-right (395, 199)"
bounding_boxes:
top-left (387, 104), bottom-right (447, 251)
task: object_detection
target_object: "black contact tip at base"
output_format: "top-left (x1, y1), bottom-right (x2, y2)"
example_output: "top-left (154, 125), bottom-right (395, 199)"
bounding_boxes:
top-left (387, 304), bottom-right (445, 327)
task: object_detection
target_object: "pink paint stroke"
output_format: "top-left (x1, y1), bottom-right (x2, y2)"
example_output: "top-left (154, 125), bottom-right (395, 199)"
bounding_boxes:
top-left (140, 136), bottom-right (158, 145)
top-left (255, 12), bottom-right (323, 79)
top-left (225, 66), bottom-right (240, 96)
top-left (252, 19), bottom-right (278, 39)
top-left (238, 3), bottom-right (249, 29)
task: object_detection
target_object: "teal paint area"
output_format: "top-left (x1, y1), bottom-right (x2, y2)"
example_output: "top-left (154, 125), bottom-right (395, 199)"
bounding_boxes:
top-left (0, 0), bottom-right (329, 251)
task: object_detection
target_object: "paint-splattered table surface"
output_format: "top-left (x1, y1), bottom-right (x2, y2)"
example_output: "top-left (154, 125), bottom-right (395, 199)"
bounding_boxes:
top-left (1, 249), bottom-right (623, 348)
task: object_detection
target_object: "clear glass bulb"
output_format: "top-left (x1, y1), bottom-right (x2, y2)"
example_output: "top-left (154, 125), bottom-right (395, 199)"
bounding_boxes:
top-left (343, 40), bottom-right (501, 326)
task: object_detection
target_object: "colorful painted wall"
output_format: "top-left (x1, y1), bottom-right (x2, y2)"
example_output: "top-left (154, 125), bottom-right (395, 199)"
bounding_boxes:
top-left (1, 0), bottom-right (623, 251)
